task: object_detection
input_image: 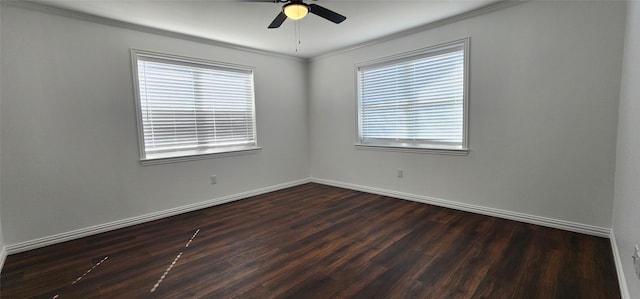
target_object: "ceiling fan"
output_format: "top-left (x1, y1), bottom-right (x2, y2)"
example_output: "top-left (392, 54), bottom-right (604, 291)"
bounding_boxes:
top-left (237, 0), bottom-right (347, 29)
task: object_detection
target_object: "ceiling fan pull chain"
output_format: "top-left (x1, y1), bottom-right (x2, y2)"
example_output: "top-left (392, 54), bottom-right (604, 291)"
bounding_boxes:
top-left (294, 20), bottom-right (300, 52)
top-left (298, 21), bottom-right (302, 45)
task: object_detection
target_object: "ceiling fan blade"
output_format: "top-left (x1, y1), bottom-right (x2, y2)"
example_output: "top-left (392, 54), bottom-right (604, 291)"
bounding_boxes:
top-left (226, 0), bottom-right (277, 2)
top-left (308, 4), bottom-right (346, 24)
top-left (268, 11), bottom-right (287, 29)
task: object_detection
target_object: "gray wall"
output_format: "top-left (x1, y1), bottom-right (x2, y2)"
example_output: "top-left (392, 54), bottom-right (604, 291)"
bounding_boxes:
top-left (0, 0), bottom-right (5, 267)
top-left (0, 5), bottom-right (310, 245)
top-left (309, 1), bottom-right (626, 229)
top-left (613, 0), bottom-right (640, 297)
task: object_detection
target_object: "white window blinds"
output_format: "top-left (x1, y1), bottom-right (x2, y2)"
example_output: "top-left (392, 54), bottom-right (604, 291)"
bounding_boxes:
top-left (133, 51), bottom-right (257, 162)
top-left (357, 40), bottom-right (468, 151)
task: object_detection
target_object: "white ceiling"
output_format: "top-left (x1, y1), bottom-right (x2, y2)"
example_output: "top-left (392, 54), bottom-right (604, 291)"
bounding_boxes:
top-left (29, 0), bottom-right (500, 58)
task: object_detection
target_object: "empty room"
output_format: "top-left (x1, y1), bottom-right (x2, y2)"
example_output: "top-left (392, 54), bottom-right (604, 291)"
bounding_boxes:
top-left (0, 0), bottom-right (639, 298)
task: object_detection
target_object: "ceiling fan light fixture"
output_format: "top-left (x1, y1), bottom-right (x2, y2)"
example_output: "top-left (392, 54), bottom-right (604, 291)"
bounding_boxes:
top-left (283, 3), bottom-right (309, 20)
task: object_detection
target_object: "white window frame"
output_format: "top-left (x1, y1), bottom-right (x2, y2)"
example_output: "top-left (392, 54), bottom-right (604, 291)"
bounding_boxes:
top-left (131, 49), bottom-right (260, 165)
top-left (355, 38), bottom-right (470, 155)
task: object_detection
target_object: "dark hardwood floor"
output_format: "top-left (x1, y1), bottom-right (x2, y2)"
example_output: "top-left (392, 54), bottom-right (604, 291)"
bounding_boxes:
top-left (0, 183), bottom-right (620, 298)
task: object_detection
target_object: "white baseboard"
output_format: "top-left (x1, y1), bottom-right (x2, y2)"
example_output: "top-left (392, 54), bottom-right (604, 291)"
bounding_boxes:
top-left (3, 177), bottom-right (626, 297)
top-left (311, 177), bottom-right (611, 237)
top-left (2, 176), bottom-right (611, 252)
top-left (0, 245), bottom-right (7, 273)
top-left (5, 178), bottom-right (311, 255)
top-left (610, 230), bottom-right (631, 299)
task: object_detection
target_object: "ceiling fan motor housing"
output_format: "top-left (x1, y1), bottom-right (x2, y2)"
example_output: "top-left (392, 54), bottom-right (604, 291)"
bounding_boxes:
top-left (267, 0), bottom-right (346, 29)
top-left (283, 1), bottom-right (309, 20)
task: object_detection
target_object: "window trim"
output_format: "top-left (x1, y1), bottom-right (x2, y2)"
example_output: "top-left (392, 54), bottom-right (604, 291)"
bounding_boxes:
top-left (354, 38), bottom-right (470, 155)
top-left (130, 49), bottom-right (261, 165)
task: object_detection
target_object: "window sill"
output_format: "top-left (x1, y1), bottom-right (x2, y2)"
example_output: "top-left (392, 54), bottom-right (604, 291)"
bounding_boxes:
top-left (140, 147), bottom-right (262, 166)
top-left (355, 144), bottom-right (469, 156)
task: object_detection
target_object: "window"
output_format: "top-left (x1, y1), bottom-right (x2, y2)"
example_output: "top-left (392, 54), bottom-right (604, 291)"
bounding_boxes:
top-left (356, 39), bottom-right (469, 154)
top-left (131, 50), bottom-right (259, 165)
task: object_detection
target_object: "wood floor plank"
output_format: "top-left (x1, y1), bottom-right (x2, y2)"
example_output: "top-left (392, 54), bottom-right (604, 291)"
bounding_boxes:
top-left (0, 183), bottom-right (621, 298)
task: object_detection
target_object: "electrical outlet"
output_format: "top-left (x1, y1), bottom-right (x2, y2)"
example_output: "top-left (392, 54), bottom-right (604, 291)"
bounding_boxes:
top-left (634, 245), bottom-right (640, 279)
top-left (397, 168), bottom-right (404, 178)
top-left (210, 175), bottom-right (217, 185)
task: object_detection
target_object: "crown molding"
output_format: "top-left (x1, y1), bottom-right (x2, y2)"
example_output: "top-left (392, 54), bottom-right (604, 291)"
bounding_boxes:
top-left (4, 0), bottom-right (528, 61)
top-left (2, 0), bottom-right (306, 62)
top-left (311, 0), bottom-right (528, 61)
